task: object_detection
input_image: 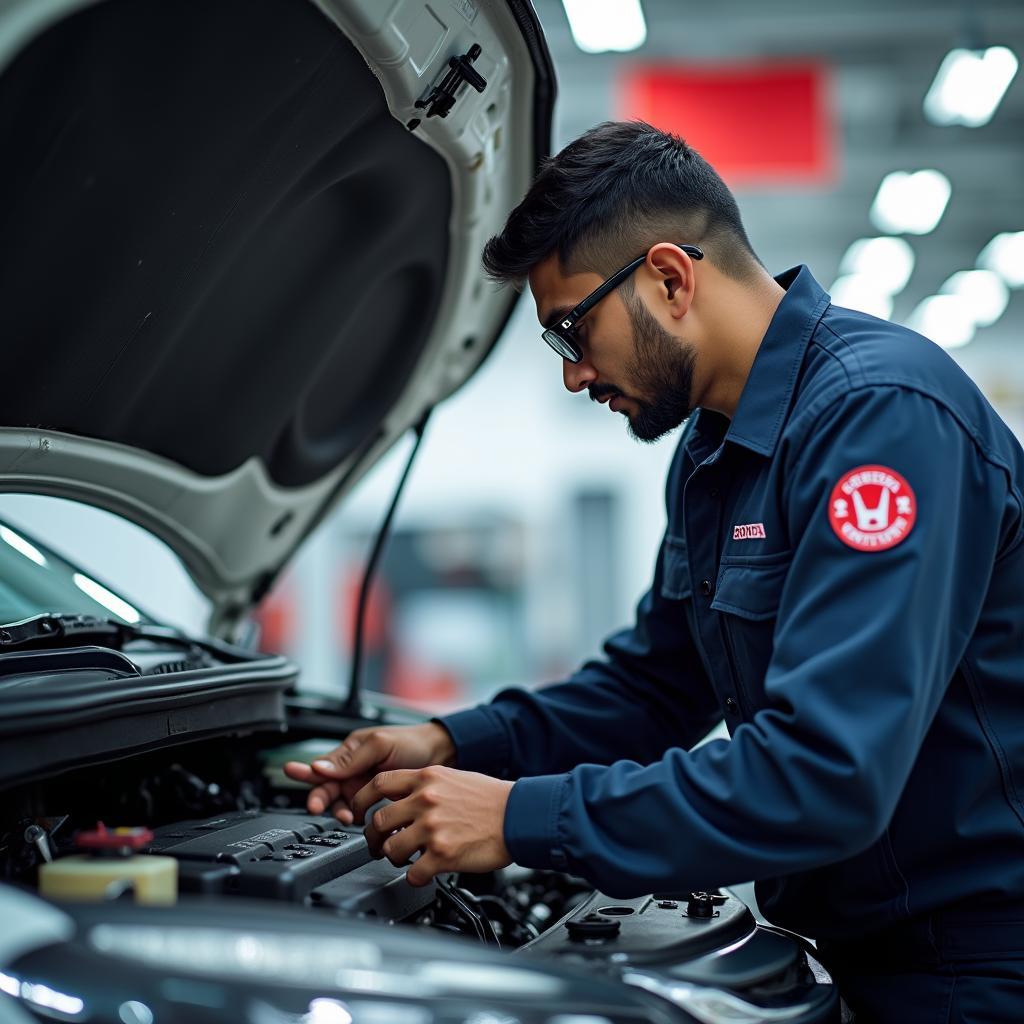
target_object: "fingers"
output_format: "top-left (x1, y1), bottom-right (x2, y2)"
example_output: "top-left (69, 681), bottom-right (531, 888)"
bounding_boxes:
top-left (406, 852), bottom-right (444, 888)
top-left (309, 730), bottom-right (391, 781)
top-left (380, 823), bottom-right (426, 867)
top-left (350, 770), bottom-right (420, 823)
top-left (285, 729), bottom-right (389, 823)
top-left (306, 780), bottom-right (346, 818)
top-left (283, 760), bottom-right (316, 782)
top-left (364, 797), bottom-right (418, 856)
top-left (281, 762), bottom-right (358, 822)
top-left (282, 760), bottom-right (349, 819)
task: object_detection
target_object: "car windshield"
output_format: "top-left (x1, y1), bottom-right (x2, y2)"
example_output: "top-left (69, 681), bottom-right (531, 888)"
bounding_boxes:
top-left (0, 520), bottom-right (153, 627)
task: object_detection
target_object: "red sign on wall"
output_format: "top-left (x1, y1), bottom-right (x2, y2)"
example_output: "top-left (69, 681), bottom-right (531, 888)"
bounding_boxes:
top-left (618, 61), bottom-right (836, 188)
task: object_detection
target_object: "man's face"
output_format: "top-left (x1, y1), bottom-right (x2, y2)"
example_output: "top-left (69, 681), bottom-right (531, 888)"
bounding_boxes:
top-left (530, 253), bottom-right (697, 443)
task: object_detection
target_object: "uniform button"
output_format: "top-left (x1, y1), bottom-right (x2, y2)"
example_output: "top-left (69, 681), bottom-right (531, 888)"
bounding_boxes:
top-left (701, 579), bottom-right (713, 596)
top-left (709, 488), bottom-right (719, 498)
top-left (725, 697), bottom-right (738, 714)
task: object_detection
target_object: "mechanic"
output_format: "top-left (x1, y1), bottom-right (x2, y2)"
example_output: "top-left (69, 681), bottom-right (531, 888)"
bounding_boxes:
top-left (286, 121), bottom-right (1024, 1020)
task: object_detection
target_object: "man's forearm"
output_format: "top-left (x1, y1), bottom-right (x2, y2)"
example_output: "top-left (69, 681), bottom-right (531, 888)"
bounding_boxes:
top-left (439, 652), bottom-right (720, 780)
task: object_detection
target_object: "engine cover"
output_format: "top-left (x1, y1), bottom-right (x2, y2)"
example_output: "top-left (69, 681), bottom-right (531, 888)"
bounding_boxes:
top-left (147, 809), bottom-right (367, 900)
top-left (145, 809), bottom-right (440, 922)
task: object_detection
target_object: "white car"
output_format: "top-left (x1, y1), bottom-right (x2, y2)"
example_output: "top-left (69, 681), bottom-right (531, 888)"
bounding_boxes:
top-left (0, 2), bottom-right (837, 1022)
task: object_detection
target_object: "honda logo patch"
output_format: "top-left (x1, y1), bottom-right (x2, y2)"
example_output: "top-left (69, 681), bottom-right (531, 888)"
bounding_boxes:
top-left (828, 464), bottom-right (916, 552)
top-left (733, 522), bottom-right (766, 540)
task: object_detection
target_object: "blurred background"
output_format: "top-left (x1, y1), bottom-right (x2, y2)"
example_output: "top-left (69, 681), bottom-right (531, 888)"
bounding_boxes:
top-left (2, 0), bottom-right (1022, 717)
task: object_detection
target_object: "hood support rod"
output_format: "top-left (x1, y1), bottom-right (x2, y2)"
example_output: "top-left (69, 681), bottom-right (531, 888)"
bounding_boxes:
top-left (343, 408), bottom-right (432, 718)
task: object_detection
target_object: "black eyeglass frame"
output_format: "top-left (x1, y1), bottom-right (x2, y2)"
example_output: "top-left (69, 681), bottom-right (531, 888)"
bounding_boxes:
top-left (541, 244), bottom-right (705, 364)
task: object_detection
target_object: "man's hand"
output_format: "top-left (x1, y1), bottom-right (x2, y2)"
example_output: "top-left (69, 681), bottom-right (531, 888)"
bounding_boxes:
top-left (352, 766), bottom-right (514, 887)
top-left (282, 722), bottom-right (456, 824)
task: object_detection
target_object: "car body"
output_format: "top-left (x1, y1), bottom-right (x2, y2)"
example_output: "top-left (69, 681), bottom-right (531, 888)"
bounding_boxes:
top-left (0, 2), bottom-right (838, 1021)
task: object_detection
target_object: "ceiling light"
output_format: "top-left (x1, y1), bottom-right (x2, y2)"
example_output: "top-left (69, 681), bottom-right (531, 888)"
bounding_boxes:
top-left (978, 231), bottom-right (1024, 288)
top-left (828, 275), bottom-right (894, 320)
top-left (870, 170), bottom-right (951, 235)
top-left (924, 46), bottom-right (1019, 127)
top-left (907, 295), bottom-right (976, 349)
top-left (562, 0), bottom-right (647, 54)
top-left (73, 573), bottom-right (141, 624)
top-left (940, 270), bottom-right (1010, 327)
top-left (839, 237), bottom-right (915, 294)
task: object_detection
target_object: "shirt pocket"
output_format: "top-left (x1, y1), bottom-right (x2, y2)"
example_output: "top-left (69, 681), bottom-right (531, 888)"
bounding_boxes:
top-left (711, 551), bottom-right (792, 708)
top-left (659, 533), bottom-right (693, 601)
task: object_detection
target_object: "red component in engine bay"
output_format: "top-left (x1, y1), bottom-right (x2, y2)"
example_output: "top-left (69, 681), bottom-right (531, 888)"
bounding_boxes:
top-left (75, 822), bottom-right (154, 852)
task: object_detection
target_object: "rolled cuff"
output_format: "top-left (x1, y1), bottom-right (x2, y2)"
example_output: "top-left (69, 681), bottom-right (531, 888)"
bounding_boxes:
top-left (503, 774), bottom-right (570, 872)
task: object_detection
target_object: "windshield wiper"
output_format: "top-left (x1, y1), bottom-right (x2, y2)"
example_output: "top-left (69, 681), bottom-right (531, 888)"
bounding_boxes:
top-left (0, 613), bottom-right (194, 652)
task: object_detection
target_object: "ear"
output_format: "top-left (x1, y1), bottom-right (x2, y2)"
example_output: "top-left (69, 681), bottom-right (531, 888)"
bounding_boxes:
top-left (645, 243), bottom-right (697, 319)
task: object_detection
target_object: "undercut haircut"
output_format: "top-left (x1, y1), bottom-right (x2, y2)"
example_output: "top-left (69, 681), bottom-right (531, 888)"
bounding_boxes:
top-left (482, 120), bottom-right (763, 289)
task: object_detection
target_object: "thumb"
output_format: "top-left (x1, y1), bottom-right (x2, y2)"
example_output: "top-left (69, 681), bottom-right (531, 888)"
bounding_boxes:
top-left (312, 731), bottom-right (391, 780)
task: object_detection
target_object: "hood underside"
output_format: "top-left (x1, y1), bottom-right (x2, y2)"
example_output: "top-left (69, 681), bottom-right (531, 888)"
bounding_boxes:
top-left (0, 0), bottom-right (554, 632)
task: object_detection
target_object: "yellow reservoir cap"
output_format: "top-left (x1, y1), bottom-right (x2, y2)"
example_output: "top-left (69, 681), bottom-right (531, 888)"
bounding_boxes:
top-left (39, 854), bottom-right (178, 905)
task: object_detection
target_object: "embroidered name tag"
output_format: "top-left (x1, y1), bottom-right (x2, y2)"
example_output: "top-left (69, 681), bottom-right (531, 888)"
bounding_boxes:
top-left (733, 522), bottom-right (766, 540)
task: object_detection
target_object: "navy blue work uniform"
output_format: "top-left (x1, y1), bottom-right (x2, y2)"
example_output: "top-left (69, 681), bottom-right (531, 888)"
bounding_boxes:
top-left (440, 266), bottom-right (1024, 1020)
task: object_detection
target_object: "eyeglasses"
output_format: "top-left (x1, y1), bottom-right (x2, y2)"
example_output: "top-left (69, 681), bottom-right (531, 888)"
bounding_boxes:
top-left (541, 244), bottom-right (705, 364)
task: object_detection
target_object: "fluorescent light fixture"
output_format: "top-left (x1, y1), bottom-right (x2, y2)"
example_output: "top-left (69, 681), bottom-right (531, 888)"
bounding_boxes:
top-left (940, 270), bottom-right (1010, 328)
top-left (562, 0), bottom-right (646, 54)
top-left (73, 573), bottom-right (141, 624)
top-left (839, 237), bottom-right (915, 295)
top-left (870, 170), bottom-right (951, 235)
top-left (924, 46), bottom-right (1019, 127)
top-left (907, 295), bottom-right (976, 349)
top-left (978, 231), bottom-right (1024, 288)
top-left (829, 274), bottom-right (894, 320)
top-left (0, 525), bottom-right (46, 566)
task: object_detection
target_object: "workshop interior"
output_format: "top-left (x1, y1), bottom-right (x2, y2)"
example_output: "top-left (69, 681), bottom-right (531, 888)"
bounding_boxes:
top-left (0, 1), bottom-right (1022, 1023)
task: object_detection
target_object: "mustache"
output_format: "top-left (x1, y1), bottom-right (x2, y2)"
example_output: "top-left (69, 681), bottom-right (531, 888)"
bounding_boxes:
top-left (588, 383), bottom-right (625, 403)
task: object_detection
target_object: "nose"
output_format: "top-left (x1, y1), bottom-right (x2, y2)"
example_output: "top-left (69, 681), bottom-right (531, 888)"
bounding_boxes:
top-left (562, 355), bottom-right (597, 394)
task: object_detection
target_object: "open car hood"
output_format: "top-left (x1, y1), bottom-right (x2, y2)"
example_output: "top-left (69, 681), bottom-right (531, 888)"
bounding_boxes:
top-left (0, 0), bottom-right (554, 634)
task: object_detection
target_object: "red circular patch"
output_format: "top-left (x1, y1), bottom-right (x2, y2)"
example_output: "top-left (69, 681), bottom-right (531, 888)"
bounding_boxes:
top-left (828, 465), bottom-right (916, 552)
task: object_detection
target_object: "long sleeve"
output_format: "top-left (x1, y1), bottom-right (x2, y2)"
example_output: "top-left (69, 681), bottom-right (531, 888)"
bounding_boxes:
top-left (500, 387), bottom-right (1017, 893)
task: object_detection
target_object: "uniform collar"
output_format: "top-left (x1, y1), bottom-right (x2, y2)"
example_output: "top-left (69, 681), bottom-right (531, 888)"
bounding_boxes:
top-left (693, 265), bottom-right (831, 460)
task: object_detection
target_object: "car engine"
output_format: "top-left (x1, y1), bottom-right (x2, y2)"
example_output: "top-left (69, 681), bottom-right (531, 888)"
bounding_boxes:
top-left (0, 720), bottom-right (843, 1024)
top-left (0, 740), bottom-right (592, 950)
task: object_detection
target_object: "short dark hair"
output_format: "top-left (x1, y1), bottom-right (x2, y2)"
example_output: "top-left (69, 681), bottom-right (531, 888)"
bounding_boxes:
top-left (482, 120), bottom-right (763, 289)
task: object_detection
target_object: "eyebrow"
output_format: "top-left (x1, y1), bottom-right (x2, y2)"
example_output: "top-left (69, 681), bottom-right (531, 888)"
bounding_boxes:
top-left (541, 305), bottom-right (573, 330)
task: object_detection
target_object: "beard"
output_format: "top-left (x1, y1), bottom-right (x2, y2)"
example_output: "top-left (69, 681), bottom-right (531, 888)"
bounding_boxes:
top-left (589, 292), bottom-right (696, 444)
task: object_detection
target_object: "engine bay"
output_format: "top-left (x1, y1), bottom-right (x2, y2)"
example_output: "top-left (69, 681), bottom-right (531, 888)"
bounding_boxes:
top-left (0, 720), bottom-right (842, 1023)
top-left (0, 736), bottom-right (596, 951)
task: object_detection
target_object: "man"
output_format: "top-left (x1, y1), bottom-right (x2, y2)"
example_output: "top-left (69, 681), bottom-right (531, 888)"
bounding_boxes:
top-left (285, 122), bottom-right (1024, 1019)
